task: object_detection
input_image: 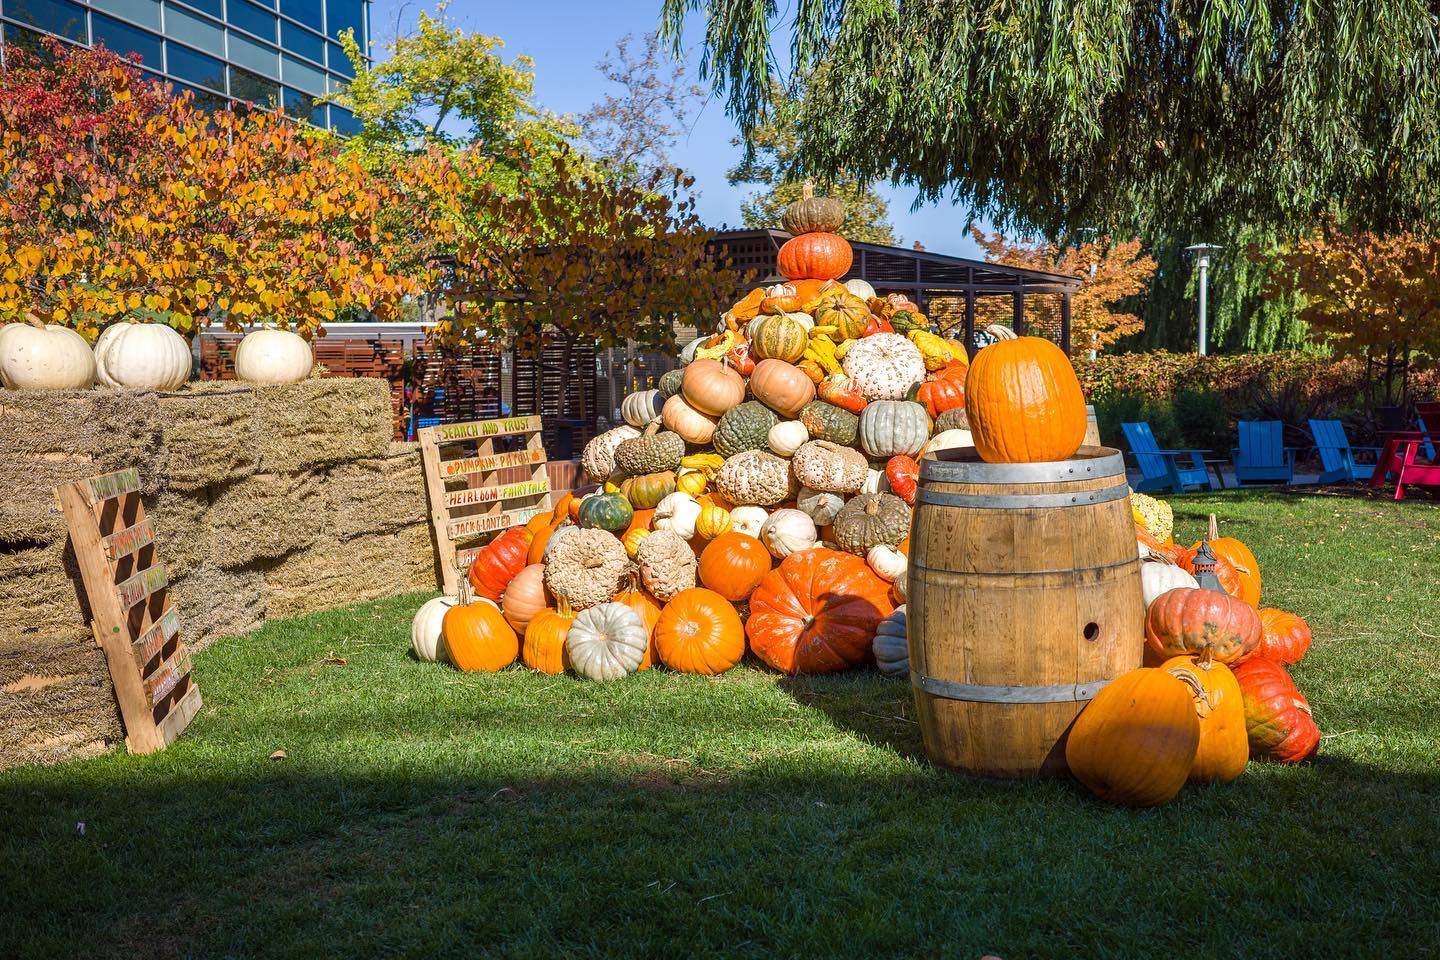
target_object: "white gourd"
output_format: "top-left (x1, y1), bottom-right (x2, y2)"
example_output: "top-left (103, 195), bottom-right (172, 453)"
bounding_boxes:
top-left (93, 322), bottom-right (191, 391)
top-left (796, 487), bottom-right (845, 526)
top-left (653, 491), bottom-right (702, 540)
top-left (728, 505), bottom-right (769, 538)
top-left (1140, 556), bottom-right (1200, 611)
top-left (0, 321), bottom-right (95, 390)
top-left (866, 544), bottom-right (908, 582)
top-left (411, 595), bottom-right (460, 662)
top-left (234, 328), bottom-right (312, 384)
top-left (840, 333), bottom-right (926, 400)
top-left (566, 602), bottom-right (648, 680)
top-left (767, 419), bottom-right (810, 457)
top-left (760, 508), bottom-right (818, 559)
top-left (860, 469), bottom-right (887, 495)
top-left (621, 389), bottom-right (664, 428)
top-left (872, 606), bottom-right (909, 679)
top-left (920, 429), bottom-right (976, 458)
top-left (844, 278), bottom-right (877, 300)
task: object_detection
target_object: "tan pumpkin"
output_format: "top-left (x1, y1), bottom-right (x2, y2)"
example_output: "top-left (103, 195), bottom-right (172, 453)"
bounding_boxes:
top-left (662, 394), bottom-right (718, 444)
top-left (500, 563), bottom-right (550, 635)
top-left (681, 359), bottom-right (746, 416)
top-left (749, 359), bottom-right (817, 418)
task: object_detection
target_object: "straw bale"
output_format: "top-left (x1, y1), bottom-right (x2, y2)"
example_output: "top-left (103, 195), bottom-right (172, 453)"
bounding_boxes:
top-left (0, 639), bottom-right (118, 771)
top-left (324, 442), bottom-right (427, 540)
top-left (169, 565), bottom-right (265, 653)
top-left (265, 527), bottom-right (434, 620)
top-left (253, 379), bottom-right (392, 474)
top-left (144, 490), bottom-right (213, 579)
top-left (157, 382), bottom-right (258, 491)
top-left (0, 542), bottom-right (89, 647)
top-left (208, 471), bottom-right (325, 568)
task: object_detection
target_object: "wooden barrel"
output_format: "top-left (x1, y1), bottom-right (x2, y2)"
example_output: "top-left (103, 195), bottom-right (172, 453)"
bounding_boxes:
top-left (907, 446), bottom-right (1143, 778)
top-left (1084, 404), bottom-right (1101, 447)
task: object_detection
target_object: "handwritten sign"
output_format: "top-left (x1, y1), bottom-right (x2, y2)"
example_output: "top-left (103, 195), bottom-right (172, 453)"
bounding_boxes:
top-left (447, 506), bottom-right (547, 540)
top-left (441, 448), bottom-right (545, 479)
top-left (103, 519), bottom-right (155, 560)
top-left (445, 478), bottom-right (550, 509)
top-left (116, 564), bottom-right (168, 609)
top-left (83, 468), bottom-right (140, 504)
top-left (133, 608), bottom-right (180, 665)
top-left (431, 416), bottom-right (542, 443)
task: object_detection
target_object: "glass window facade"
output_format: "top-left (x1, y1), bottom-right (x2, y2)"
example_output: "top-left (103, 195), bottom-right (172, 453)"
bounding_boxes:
top-left (0, 0), bottom-right (370, 133)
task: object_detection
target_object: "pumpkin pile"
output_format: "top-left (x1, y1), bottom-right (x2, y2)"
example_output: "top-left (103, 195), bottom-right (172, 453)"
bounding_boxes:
top-left (1065, 505), bottom-right (1321, 807)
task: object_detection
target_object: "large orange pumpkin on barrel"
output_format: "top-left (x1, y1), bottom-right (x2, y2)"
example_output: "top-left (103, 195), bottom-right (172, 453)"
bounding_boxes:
top-left (965, 325), bottom-right (1086, 463)
top-left (746, 548), bottom-right (894, 673)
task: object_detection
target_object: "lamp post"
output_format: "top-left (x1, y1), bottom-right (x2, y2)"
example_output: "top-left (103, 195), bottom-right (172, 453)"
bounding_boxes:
top-left (1184, 244), bottom-right (1222, 355)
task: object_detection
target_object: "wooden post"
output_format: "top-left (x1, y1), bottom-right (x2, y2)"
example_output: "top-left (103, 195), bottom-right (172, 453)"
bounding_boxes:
top-left (1012, 289), bottom-right (1025, 335)
top-left (963, 292), bottom-right (977, 359)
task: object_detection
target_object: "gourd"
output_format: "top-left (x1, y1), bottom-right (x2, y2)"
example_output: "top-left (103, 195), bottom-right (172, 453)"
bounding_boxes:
top-left (234, 328), bottom-right (313, 384)
top-left (653, 491), bottom-right (703, 540)
top-left (884, 455), bottom-right (920, 506)
top-left (1231, 658), bottom-right (1320, 763)
top-left (796, 486), bottom-right (845, 526)
top-left (614, 422), bottom-right (685, 475)
top-left (694, 503), bottom-right (732, 539)
top-left (791, 440), bottom-right (868, 493)
top-left (93, 321), bottom-right (191, 391)
top-left (442, 596), bottom-right (519, 672)
top-left (907, 329), bottom-right (954, 371)
top-left (841, 333), bottom-right (927, 401)
top-left (467, 527), bottom-right (531, 601)
top-left (777, 231), bottom-right (853, 280)
top-left (782, 182), bottom-right (846, 234)
top-left (843, 278), bottom-right (877, 300)
top-left (1140, 554), bottom-right (1199, 610)
top-left (713, 400), bottom-right (781, 459)
top-left (749, 358), bottom-right (816, 418)
top-left (1064, 667), bottom-right (1200, 807)
top-left (872, 606), bottom-right (908, 679)
top-left (887, 309), bottom-right (927, 336)
top-left (811, 293), bottom-right (872, 340)
top-left (965, 324), bottom-right (1086, 463)
top-left (542, 528), bottom-right (630, 610)
top-left (621, 526), bottom-right (650, 558)
top-left (1129, 492), bottom-right (1174, 543)
top-left (634, 528), bottom-right (698, 601)
top-left (727, 505), bottom-right (769, 538)
top-left (817, 374), bottom-right (868, 414)
top-left (566, 602), bottom-right (649, 680)
top-left (621, 389), bottom-right (665, 428)
top-left (698, 532), bottom-right (773, 601)
top-left (858, 400), bottom-right (931, 459)
top-left (866, 543), bottom-right (907, 583)
top-left (0, 319), bottom-right (95, 390)
top-left (768, 420), bottom-right (810, 457)
top-left (681, 358), bottom-right (746, 416)
top-left (747, 548), bottom-right (896, 674)
top-left (912, 376), bottom-right (966, 418)
top-left (653, 587), bottom-right (746, 675)
top-left (715, 450), bottom-right (796, 506)
top-left (920, 429), bottom-right (975, 458)
top-left (760, 508), bottom-right (819, 559)
top-left (832, 492), bottom-right (911, 555)
top-left (675, 471), bottom-right (707, 496)
top-left (657, 367), bottom-right (686, 398)
top-left (411, 595), bottom-right (459, 662)
top-left (1254, 608), bottom-right (1312, 664)
top-left (1163, 657), bottom-right (1249, 783)
top-left (1145, 586), bottom-right (1262, 664)
top-left (618, 471), bottom-right (676, 509)
top-left (662, 394), bottom-right (718, 444)
top-left (577, 491), bottom-right (634, 533)
top-left (582, 425), bottom-right (641, 483)
top-left (523, 603), bottom-right (575, 674)
top-left (500, 564), bottom-right (549, 635)
top-left (748, 314), bottom-right (808, 363)
top-left (798, 400), bottom-right (859, 446)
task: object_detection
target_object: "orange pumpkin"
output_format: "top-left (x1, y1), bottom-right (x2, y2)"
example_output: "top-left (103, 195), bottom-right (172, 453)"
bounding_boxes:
top-left (965, 325), bottom-right (1086, 463)
top-left (681, 359), bottom-right (746, 417)
top-left (1177, 546), bottom-right (1246, 601)
top-left (698, 533), bottom-right (773, 601)
top-left (1145, 586), bottom-right (1262, 665)
top-left (1065, 667), bottom-right (1200, 807)
top-left (550, 493), bottom-right (575, 525)
top-left (1163, 656), bottom-right (1249, 783)
top-left (777, 231), bottom-right (853, 280)
top-left (523, 604), bottom-right (574, 674)
top-left (746, 548), bottom-right (894, 674)
top-left (623, 508), bottom-right (655, 538)
top-left (501, 563), bottom-right (550, 635)
top-left (443, 600), bottom-right (519, 672)
top-left (749, 358), bottom-right (816, 418)
top-left (1185, 515), bottom-right (1261, 607)
top-left (468, 527), bottom-right (532, 601)
top-left (653, 587), bottom-right (745, 675)
top-left (1253, 608), bottom-right (1312, 664)
top-left (613, 580), bottom-right (663, 670)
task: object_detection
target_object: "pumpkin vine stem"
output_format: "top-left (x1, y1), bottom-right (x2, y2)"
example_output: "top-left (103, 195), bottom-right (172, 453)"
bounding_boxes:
top-left (983, 324), bottom-right (1018, 341)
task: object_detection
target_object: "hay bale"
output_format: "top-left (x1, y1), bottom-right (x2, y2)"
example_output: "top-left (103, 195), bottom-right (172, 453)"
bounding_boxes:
top-left (404, 523), bottom-right (443, 591)
top-left (157, 382), bottom-right (258, 491)
top-left (170, 565), bottom-right (265, 653)
top-left (144, 490), bottom-right (213, 579)
top-left (208, 471), bottom-right (325, 568)
top-left (265, 528), bottom-right (431, 620)
top-left (253, 379), bottom-right (392, 474)
top-left (0, 641), bottom-right (119, 770)
top-left (324, 443), bottom-right (427, 540)
top-left (0, 542), bottom-right (89, 647)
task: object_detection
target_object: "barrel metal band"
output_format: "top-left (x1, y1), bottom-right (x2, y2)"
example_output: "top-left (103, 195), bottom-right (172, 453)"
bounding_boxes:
top-left (909, 555), bottom-right (1139, 578)
top-left (920, 449), bottom-right (1126, 485)
top-left (911, 673), bottom-right (1112, 704)
top-left (915, 483), bottom-right (1130, 509)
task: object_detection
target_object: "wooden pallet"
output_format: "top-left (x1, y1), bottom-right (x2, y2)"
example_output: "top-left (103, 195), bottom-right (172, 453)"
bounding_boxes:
top-left (55, 468), bottom-right (202, 754)
top-left (418, 415), bottom-right (555, 595)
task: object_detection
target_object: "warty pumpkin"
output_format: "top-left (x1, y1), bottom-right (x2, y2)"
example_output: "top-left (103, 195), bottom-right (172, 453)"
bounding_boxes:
top-left (653, 587), bottom-right (746, 675)
top-left (1253, 608), bottom-right (1312, 664)
top-left (713, 400), bottom-right (782, 459)
top-left (1163, 657), bottom-right (1249, 783)
top-left (1145, 586), bottom-right (1262, 665)
top-left (841, 333), bottom-right (927, 401)
top-left (965, 325), bottom-right (1086, 464)
top-left (817, 374), bottom-right (869, 414)
top-left (798, 399), bottom-right (860, 446)
top-left (614, 422), bottom-right (685, 475)
top-left (581, 425), bottom-right (642, 483)
top-left (746, 548), bottom-right (895, 674)
top-left (832, 492), bottom-right (911, 556)
top-left (781, 182), bottom-right (845, 235)
top-left (698, 531), bottom-right (773, 601)
top-left (443, 597), bottom-right (519, 672)
top-left (1232, 658), bottom-right (1320, 763)
top-left (1064, 667), bottom-right (1200, 807)
top-left (778, 231), bottom-right (853, 280)
top-left (791, 440), bottom-right (868, 494)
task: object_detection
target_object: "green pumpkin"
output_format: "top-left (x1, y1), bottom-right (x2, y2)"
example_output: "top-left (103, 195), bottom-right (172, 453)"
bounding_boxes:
top-left (578, 492), bottom-right (634, 533)
top-left (833, 492), bottom-right (911, 555)
top-left (748, 314), bottom-right (808, 364)
top-left (657, 368), bottom-right (685, 399)
top-left (798, 400), bottom-right (859, 447)
top-left (619, 471), bottom-right (677, 509)
top-left (713, 400), bottom-right (781, 459)
top-left (858, 400), bottom-right (931, 459)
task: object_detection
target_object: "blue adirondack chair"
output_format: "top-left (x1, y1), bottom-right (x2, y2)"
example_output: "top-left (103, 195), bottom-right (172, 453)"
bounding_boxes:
top-left (1308, 419), bottom-right (1380, 483)
top-left (1415, 401), bottom-right (1439, 462)
top-left (1232, 420), bottom-right (1295, 485)
top-left (1121, 422), bottom-right (1217, 493)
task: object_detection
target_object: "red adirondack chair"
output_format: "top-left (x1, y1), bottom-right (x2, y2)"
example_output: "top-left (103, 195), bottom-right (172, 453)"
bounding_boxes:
top-left (1370, 401), bottom-right (1440, 500)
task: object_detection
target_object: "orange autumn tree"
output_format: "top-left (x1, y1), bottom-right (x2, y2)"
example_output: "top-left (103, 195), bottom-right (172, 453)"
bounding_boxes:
top-left (0, 42), bottom-right (418, 338)
top-left (1265, 223), bottom-right (1440, 406)
top-left (969, 228), bottom-right (1157, 355)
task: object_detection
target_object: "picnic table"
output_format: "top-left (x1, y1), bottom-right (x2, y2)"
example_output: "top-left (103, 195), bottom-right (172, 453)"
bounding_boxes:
top-left (1369, 433), bottom-right (1440, 500)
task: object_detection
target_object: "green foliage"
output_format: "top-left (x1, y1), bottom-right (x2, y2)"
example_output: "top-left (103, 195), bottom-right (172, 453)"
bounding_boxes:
top-left (664, 0), bottom-right (1440, 238)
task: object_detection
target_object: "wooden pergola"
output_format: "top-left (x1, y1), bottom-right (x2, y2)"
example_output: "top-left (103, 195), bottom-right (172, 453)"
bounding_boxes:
top-left (709, 230), bottom-right (1084, 356)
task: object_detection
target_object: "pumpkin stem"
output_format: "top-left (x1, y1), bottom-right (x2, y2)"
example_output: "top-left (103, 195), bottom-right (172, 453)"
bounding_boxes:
top-left (24, 310), bottom-right (47, 329)
top-left (457, 573), bottom-right (473, 606)
top-left (642, 418), bottom-right (663, 437)
top-left (556, 595), bottom-right (574, 618)
top-left (801, 178), bottom-right (814, 200)
top-left (1208, 513), bottom-right (1219, 541)
top-left (983, 324), bottom-right (1018, 342)
top-left (1166, 663), bottom-right (1217, 717)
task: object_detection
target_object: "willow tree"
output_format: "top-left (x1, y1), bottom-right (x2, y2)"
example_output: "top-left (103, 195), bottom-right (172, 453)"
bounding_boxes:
top-left (662, 1), bottom-right (1440, 239)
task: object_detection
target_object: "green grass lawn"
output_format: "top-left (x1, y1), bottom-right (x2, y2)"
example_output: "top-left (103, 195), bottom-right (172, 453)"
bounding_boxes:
top-left (3, 491), bottom-right (1439, 958)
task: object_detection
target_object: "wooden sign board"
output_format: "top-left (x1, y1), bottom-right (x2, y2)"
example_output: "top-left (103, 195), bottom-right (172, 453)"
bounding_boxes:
top-left (55, 468), bottom-right (202, 754)
top-left (418, 415), bottom-right (555, 594)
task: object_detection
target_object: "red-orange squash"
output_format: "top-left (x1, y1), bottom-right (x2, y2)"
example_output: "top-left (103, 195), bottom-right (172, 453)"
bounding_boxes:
top-left (1145, 586), bottom-right (1262, 665)
top-left (697, 532), bottom-right (772, 601)
top-left (1232, 658), bottom-right (1320, 763)
top-left (468, 527), bottom-right (532, 601)
top-left (746, 548), bottom-right (895, 674)
top-left (778, 231), bottom-right (853, 281)
top-left (1064, 667), bottom-right (1200, 807)
top-left (965, 325), bottom-right (1086, 463)
top-left (523, 605), bottom-right (574, 674)
top-left (1163, 656), bottom-right (1248, 783)
top-left (653, 587), bottom-right (745, 675)
top-left (1253, 608), bottom-right (1312, 664)
top-left (443, 601), bottom-right (519, 672)
top-left (912, 374), bottom-right (965, 418)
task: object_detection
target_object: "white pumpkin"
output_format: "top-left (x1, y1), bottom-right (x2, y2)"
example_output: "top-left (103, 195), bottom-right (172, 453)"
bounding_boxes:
top-left (892, 570), bottom-right (908, 602)
top-left (0, 321), bottom-right (95, 390)
top-left (767, 419), bottom-right (810, 457)
top-left (411, 595), bottom-right (459, 662)
top-left (840, 333), bottom-right (926, 401)
top-left (760, 508), bottom-right (818, 559)
top-left (566, 602), bottom-right (648, 680)
top-left (93, 322), bottom-right (191, 391)
top-left (653, 491), bottom-right (702, 540)
top-left (920, 429), bottom-right (976, 458)
top-left (728, 505), bottom-right (769, 538)
top-left (866, 543), bottom-right (908, 583)
top-left (234, 328), bottom-right (312, 384)
top-left (860, 468), bottom-right (888, 495)
top-left (873, 606), bottom-right (908, 679)
top-left (844, 278), bottom-right (877, 301)
top-left (621, 389), bottom-right (664, 428)
top-left (796, 486), bottom-right (845, 526)
top-left (1140, 556), bottom-right (1199, 610)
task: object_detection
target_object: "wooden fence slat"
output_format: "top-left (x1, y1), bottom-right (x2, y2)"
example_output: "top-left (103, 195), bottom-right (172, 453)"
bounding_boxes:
top-left (132, 607), bottom-right (181, 666)
top-left (144, 650), bottom-right (193, 706)
top-left (156, 684), bottom-right (203, 747)
top-left (115, 564), bottom-right (168, 611)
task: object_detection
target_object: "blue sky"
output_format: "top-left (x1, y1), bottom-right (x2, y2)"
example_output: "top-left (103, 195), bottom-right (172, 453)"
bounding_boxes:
top-left (370, 0), bottom-right (987, 258)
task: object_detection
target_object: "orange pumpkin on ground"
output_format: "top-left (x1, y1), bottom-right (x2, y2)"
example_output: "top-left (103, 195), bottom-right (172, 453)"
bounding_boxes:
top-left (523, 604), bottom-right (574, 674)
top-left (1145, 586), bottom-right (1262, 665)
top-left (746, 548), bottom-right (895, 674)
top-left (653, 588), bottom-right (746, 675)
top-left (1163, 656), bottom-right (1249, 783)
top-left (698, 533), bottom-right (773, 601)
top-left (965, 324), bottom-right (1086, 463)
top-left (468, 527), bottom-right (532, 601)
top-left (443, 600), bottom-right (519, 672)
top-left (613, 580), bottom-right (663, 670)
top-left (1252, 608), bottom-right (1312, 664)
top-left (1232, 658), bottom-right (1320, 763)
